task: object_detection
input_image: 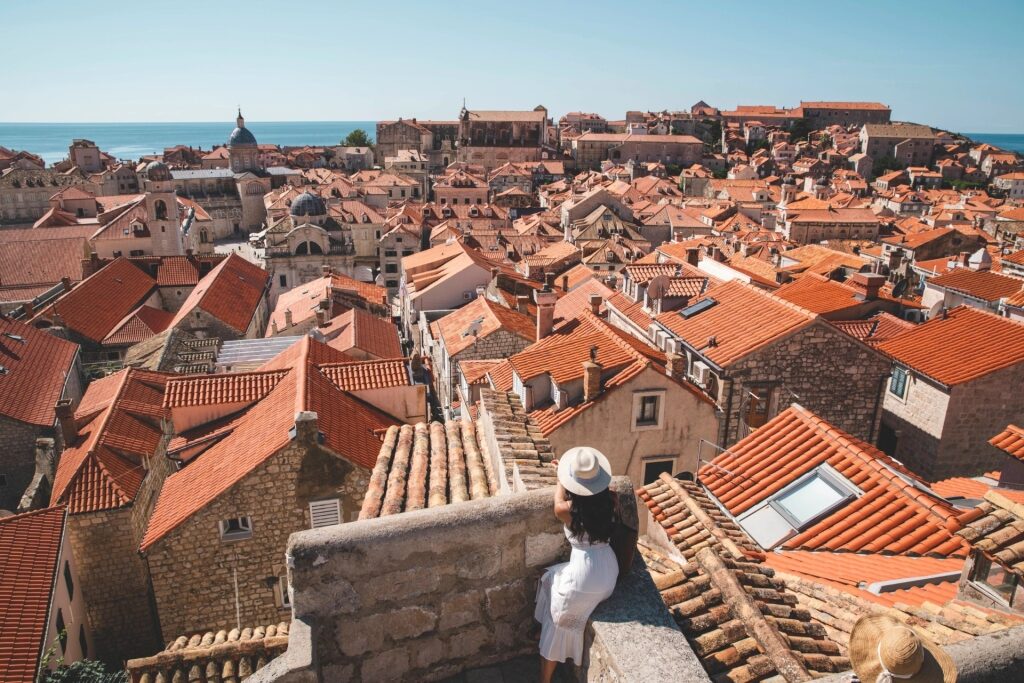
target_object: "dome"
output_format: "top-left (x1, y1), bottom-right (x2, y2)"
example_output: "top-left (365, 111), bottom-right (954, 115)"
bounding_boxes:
top-left (290, 192), bottom-right (327, 217)
top-left (228, 125), bottom-right (257, 147)
top-left (146, 160), bottom-right (173, 182)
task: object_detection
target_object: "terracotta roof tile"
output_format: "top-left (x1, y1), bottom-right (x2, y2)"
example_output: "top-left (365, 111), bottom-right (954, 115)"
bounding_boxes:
top-left (320, 358), bottom-right (411, 392)
top-left (698, 405), bottom-right (968, 557)
top-left (458, 359), bottom-right (502, 385)
top-left (877, 306), bottom-right (1024, 386)
top-left (0, 506), bottom-right (66, 683)
top-left (434, 296), bottom-right (536, 357)
top-left (956, 491), bottom-right (1024, 576)
top-left (102, 304), bottom-right (174, 347)
top-left (321, 307), bottom-right (402, 359)
top-left (170, 253), bottom-right (268, 334)
top-left (51, 369), bottom-right (171, 514)
top-left (0, 317), bottom-right (79, 427)
top-left (775, 274), bottom-right (872, 314)
top-left (927, 268), bottom-right (1024, 302)
top-left (654, 280), bottom-right (816, 367)
top-left (164, 370), bottom-right (288, 408)
top-left (34, 257), bottom-right (156, 343)
top-left (832, 312), bottom-right (915, 347)
top-left (990, 425), bottom-right (1024, 462)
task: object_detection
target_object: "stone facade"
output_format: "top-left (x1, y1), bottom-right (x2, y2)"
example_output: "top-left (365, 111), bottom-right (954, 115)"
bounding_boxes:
top-left (432, 327), bottom-right (533, 415)
top-left (66, 441), bottom-right (174, 662)
top-left (0, 415), bottom-right (45, 511)
top-left (144, 419), bottom-right (370, 639)
top-left (882, 362), bottom-right (1024, 481)
top-left (718, 320), bottom-right (890, 447)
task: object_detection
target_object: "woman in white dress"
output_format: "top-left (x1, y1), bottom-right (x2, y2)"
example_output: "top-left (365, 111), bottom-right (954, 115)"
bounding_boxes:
top-left (534, 446), bottom-right (619, 683)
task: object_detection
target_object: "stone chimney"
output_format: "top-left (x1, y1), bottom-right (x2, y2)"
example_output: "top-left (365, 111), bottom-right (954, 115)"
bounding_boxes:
top-left (589, 294), bottom-right (603, 316)
top-left (665, 352), bottom-right (686, 381)
top-left (292, 411), bottom-right (321, 445)
top-left (271, 319), bottom-right (279, 334)
top-left (315, 308), bottom-right (327, 328)
top-left (534, 276), bottom-right (558, 339)
top-left (516, 295), bottom-right (530, 314)
top-left (583, 346), bottom-right (602, 402)
top-left (686, 247), bottom-right (700, 267)
top-left (561, 275), bottom-right (570, 292)
top-left (321, 264), bottom-right (332, 276)
top-left (54, 399), bottom-right (77, 446)
top-left (284, 308), bottom-right (293, 328)
top-left (849, 273), bottom-right (884, 301)
top-left (61, 276), bottom-right (72, 292)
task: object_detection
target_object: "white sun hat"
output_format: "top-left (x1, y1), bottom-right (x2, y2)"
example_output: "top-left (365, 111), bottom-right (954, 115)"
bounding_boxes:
top-left (557, 446), bottom-right (612, 496)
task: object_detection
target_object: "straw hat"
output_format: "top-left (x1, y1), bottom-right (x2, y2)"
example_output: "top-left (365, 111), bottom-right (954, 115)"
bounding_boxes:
top-left (849, 614), bottom-right (956, 683)
top-left (557, 446), bottom-right (612, 496)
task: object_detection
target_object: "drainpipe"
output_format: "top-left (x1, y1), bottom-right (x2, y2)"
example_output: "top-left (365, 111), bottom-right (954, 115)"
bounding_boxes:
top-left (721, 377), bottom-right (735, 446)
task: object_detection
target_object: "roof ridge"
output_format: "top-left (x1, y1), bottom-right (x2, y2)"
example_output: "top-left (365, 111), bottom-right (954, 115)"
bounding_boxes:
top-left (0, 503), bottom-right (66, 527)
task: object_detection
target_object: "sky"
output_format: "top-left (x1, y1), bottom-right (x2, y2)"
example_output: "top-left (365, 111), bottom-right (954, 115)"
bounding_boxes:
top-left (1, 1), bottom-right (1022, 132)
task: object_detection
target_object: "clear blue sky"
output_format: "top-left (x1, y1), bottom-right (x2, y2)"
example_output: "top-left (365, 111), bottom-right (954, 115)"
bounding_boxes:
top-left (2, 0), bottom-right (1021, 132)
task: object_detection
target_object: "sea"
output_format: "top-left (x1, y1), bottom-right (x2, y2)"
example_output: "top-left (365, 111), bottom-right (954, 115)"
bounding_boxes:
top-left (0, 123), bottom-right (1021, 166)
top-left (0, 121), bottom-right (378, 164)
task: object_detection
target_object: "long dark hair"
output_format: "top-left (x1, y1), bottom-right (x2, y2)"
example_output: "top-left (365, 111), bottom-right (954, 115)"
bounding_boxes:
top-left (568, 489), bottom-right (619, 543)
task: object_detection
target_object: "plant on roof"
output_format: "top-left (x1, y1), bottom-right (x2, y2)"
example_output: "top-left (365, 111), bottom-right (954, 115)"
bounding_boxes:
top-left (341, 129), bottom-right (373, 148)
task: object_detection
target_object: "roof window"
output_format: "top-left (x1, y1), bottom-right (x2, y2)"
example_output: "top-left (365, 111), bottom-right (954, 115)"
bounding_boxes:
top-left (735, 464), bottom-right (860, 549)
top-left (678, 297), bottom-right (717, 319)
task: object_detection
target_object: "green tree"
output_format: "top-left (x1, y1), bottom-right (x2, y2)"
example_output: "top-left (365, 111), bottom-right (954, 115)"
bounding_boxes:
top-left (872, 155), bottom-right (903, 178)
top-left (43, 661), bottom-right (127, 683)
top-left (341, 129), bottom-right (373, 147)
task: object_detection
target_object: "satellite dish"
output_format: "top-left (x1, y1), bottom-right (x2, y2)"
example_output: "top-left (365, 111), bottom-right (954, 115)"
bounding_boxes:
top-left (927, 301), bottom-right (944, 320)
top-left (648, 274), bottom-right (671, 300)
top-left (891, 279), bottom-right (908, 298)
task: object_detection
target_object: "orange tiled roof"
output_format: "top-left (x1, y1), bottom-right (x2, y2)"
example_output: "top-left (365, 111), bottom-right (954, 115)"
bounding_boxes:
top-left (878, 306), bottom-right (1024, 386)
top-left (654, 280), bottom-right (816, 367)
top-left (927, 268), bottom-right (1024, 302)
top-left (51, 368), bottom-right (171, 514)
top-left (140, 337), bottom-right (399, 550)
top-left (0, 506), bottom-right (66, 683)
top-left (320, 358), bottom-right (411, 392)
top-left (102, 304), bottom-right (174, 347)
top-left (832, 312), bottom-right (915, 347)
top-left (433, 296), bottom-right (536, 357)
top-left (458, 359), bottom-right (502, 385)
top-left (990, 425), bottom-right (1024, 462)
top-left (774, 273), bottom-right (872, 314)
top-left (35, 257), bottom-right (156, 343)
top-left (957, 491), bottom-right (1024, 576)
top-left (170, 253), bottom-right (268, 334)
top-left (164, 370), bottom-right (288, 408)
top-left (0, 317), bottom-right (79, 427)
top-left (699, 405), bottom-right (968, 557)
top-left (322, 307), bottom-right (402, 360)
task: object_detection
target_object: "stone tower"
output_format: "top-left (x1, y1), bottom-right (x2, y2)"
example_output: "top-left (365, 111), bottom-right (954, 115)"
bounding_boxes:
top-left (144, 161), bottom-right (184, 256)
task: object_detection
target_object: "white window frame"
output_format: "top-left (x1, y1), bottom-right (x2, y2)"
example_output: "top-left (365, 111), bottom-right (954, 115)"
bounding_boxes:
top-left (219, 516), bottom-right (252, 541)
top-left (309, 498), bottom-right (342, 529)
top-left (279, 575), bottom-right (292, 608)
top-left (768, 464), bottom-right (860, 529)
top-left (631, 389), bottom-right (666, 432)
top-left (889, 365), bottom-right (909, 402)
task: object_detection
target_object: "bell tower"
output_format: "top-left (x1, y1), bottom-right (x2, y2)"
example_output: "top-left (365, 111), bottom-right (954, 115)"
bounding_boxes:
top-left (144, 161), bottom-right (184, 256)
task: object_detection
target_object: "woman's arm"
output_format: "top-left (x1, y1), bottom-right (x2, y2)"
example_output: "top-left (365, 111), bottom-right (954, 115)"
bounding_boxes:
top-left (553, 479), bottom-right (573, 526)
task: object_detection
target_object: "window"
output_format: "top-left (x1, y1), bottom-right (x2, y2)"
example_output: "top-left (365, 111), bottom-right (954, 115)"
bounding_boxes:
top-left (279, 575), bottom-right (292, 608)
top-left (632, 391), bottom-right (665, 431)
top-left (309, 499), bottom-right (342, 528)
top-left (279, 274), bottom-right (287, 287)
top-left (56, 609), bottom-right (67, 653)
top-left (385, 279), bottom-right (398, 288)
top-left (63, 560), bottom-right (74, 601)
top-left (889, 366), bottom-right (908, 399)
top-left (972, 555), bottom-right (1023, 607)
top-left (385, 263), bottom-right (398, 274)
top-left (219, 516), bottom-right (252, 540)
top-left (643, 459), bottom-right (674, 485)
top-left (79, 624), bottom-right (88, 658)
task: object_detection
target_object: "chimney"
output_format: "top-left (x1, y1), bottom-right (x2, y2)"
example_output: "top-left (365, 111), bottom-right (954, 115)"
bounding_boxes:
top-left (685, 247), bottom-right (699, 267)
top-left (849, 273), bottom-right (884, 301)
top-left (534, 278), bottom-right (558, 339)
top-left (589, 293), bottom-right (603, 316)
top-left (665, 352), bottom-right (686, 381)
top-left (315, 308), bottom-right (327, 328)
top-left (583, 346), bottom-right (602, 402)
top-left (54, 399), bottom-right (77, 445)
top-left (321, 264), bottom-right (332, 276)
top-left (23, 301), bottom-right (34, 318)
top-left (561, 275), bottom-right (569, 292)
top-left (958, 251), bottom-right (970, 267)
top-left (284, 308), bottom-right (293, 328)
top-left (61, 276), bottom-right (72, 292)
top-left (271, 319), bottom-right (279, 334)
top-left (516, 295), bottom-right (530, 314)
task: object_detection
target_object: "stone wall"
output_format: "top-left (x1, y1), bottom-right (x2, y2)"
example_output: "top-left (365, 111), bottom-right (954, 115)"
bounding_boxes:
top-left (0, 415), bottom-right (43, 511)
top-left (724, 320), bottom-right (890, 446)
top-left (252, 478), bottom-right (700, 683)
top-left (881, 372), bottom-right (949, 478)
top-left (144, 416), bottom-right (369, 639)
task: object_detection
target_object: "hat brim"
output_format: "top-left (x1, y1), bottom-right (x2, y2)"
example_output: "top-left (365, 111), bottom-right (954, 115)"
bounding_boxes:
top-left (849, 614), bottom-right (956, 683)
top-left (557, 449), bottom-right (613, 496)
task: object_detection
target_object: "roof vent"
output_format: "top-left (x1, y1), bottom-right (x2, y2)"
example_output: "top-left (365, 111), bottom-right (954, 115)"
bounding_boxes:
top-left (2, 333), bottom-right (25, 343)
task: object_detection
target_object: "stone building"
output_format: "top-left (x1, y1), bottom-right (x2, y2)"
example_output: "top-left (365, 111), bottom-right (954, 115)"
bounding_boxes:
top-left (140, 337), bottom-right (401, 638)
top-left (167, 252), bottom-right (270, 341)
top-left (50, 368), bottom-right (174, 661)
top-left (0, 167), bottom-right (96, 227)
top-left (878, 306), bottom-right (1024, 480)
top-left (860, 123), bottom-right (936, 167)
top-left (572, 133), bottom-right (703, 169)
top-left (0, 317), bottom-right (82, 512)
top-left (266, 268), bottom-right (390, 338)
top-left (456, 106), bottom-right (551, 171)
top-left (399, 240), bottom-right (494, 338)
top-left (799, 101), bottom-right (891, 127)
top-left (781, 207), bottom-right (881, 244)
top-left (433, 169), bottom-right (490, 206)
top-left (375, 118), bottom-right (458, 171)
top-left (651, 280), bottom-right (892, 446)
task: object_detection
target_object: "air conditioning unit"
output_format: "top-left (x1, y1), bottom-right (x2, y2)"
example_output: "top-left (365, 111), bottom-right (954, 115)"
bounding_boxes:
top-left (690, 360), bottom-right (711, 387)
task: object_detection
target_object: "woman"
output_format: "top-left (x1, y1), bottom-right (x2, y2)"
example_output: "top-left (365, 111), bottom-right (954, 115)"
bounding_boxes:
top-left (534, 446), bottom-right (619, 683)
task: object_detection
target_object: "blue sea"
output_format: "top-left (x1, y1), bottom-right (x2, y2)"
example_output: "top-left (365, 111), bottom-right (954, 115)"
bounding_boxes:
top-left (963, 133), bottom-right (1024, 154)
top-left (0, 121), bottom-right (377, 164)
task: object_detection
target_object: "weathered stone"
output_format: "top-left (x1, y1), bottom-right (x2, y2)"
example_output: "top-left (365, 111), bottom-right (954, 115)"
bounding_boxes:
top-left (336, 615), bottom-right (384, 657)
top-left (440, 591), bottom-right (482, 631)
top-left (455, 547), bottom-right (502, 580)
top-left (365, 566), bottom-right (441, 603)
top-left (319, 663), bottom-right (354, 682)
top-left (361, 646), bottom-right (410, 681)
top-left (485, 579), bottom-right (530, 620)
top-left (410, 635), bottom-right (447, 670)
top-left (388, 606), bottom-right (437, 641)
top-left (446, 624), bottom-right (492, 660)
top-left (525, 531), bottom-right (566, 567)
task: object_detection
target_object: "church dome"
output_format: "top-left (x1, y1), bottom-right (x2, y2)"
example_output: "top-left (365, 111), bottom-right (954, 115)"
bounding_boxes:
top-left (290, 192), bottom-right (327, 217)
top-left (228, 109), bottom-right (257, 148)
top-left (146, 160), bottom-right (173, 182)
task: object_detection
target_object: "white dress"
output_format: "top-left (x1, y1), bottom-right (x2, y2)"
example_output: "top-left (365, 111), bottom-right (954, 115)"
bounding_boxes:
top-left (534, 526), bottom-right (619, 663)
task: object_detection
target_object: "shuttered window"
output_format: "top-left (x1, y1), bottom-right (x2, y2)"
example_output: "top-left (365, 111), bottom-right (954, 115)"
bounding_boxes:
top-left (309, 499), bottom-right (342, 528)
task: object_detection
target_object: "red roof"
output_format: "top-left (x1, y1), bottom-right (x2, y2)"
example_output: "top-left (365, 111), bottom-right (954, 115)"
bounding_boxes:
top-left (323, 308), bottom-right (403, 360)
top-left (320, 358), bottom-right (411, 391)
top-left (654, 280), bottom-right (817, 367)
top-left (51, 369), bottom-right (171, 514)
top-left (699, 405), bottom-right (968, 557)
top-left (877, 306), bottom-right (1024, 386)
top-left (927, 268), bottom-right (1024, 302)
top-left (0, 506), bottom-right (66, 683)
top-left (990, 425), bottom-right (1024, 462)
top-left (775, 274), bottom-right (870, 315)
top-left (140, 336), bottom-right (400, 551)
top-left (170, 253), bottom-right (268, 334)
top-left (0, 317), bottom-right (79, 427)
top-left (832, 312), bottom-right (915, 347)
top-left (35, 257), bottom-right (156, 343)
top-left (433, 296), bottom-right (536, 357)
top-left (164, 370), bottom-right (288, 408)
top-left (102, 304), bottom-right (174, 347)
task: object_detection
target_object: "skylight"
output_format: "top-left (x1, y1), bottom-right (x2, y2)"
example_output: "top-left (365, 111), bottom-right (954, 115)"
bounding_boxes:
top-left (678, 297), bottom-right (717, 319)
